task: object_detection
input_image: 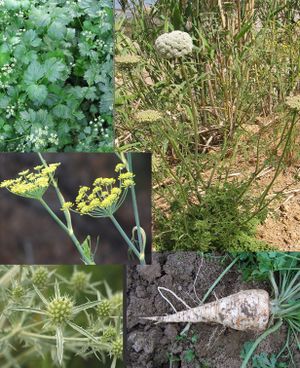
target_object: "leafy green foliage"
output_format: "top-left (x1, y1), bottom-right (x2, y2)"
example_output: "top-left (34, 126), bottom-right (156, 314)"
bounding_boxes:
top-left (0, 0), bottom-right (113, 151)
top-left (241, 343), bottom-right (288, 368)
top-left (157, 182), bottom-right (269, 252)
top-left (237, 252), bottom-right (300, 281)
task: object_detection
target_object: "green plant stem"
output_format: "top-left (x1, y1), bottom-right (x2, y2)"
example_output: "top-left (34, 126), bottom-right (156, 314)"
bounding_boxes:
top-left (39, 199), bottom-right (94, 265)
top-left (201, 256), bottom-right (239, 304)
top-left (38, 153), bottom-right (73, 231)
top-left (109, 214), bottom-right (144, 264)
top-left (256, 111), bottom-right (298, 210)
top-left (126, 153), bottom-right (145, 256)
top-left (241, 320), bottom-right (283, 368)
top-left (180, 63), bottom-right (199, 153)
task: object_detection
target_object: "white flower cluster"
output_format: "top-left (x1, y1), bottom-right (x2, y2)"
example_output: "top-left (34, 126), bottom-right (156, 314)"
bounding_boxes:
top-left (82, 30), bottom-right (95, 40)
top-left (89, 116), bottom-right (109, 138)
top-left (155, 30), bottom-right (193, 59)
top-left (19, 127), bottom-right (59, 150)
top-left (1, 62), bottom-right (15, 76)
top-left (6, 104), bottom-right (16, 118)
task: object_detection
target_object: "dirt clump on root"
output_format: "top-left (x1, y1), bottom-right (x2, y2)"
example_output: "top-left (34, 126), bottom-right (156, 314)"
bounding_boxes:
top-left (126, 252), bottom-right (294, 368)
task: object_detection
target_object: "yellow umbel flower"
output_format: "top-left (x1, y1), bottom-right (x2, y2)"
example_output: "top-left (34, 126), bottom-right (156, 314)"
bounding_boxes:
top-left (0, 163), bottom-right (61, 200)
top-left (64, 164), bottom-right (135, 218)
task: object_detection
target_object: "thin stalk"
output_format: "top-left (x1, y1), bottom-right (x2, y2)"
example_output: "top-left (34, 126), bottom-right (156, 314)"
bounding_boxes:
top-left (180, 63), bottom-right (199, 154)
top-left (39, 199), bottom-right (94, 265)
top-left (38, 153), bottom-right (73, 231)
top-left (126, 153), bottom-right (145, 256)
top-left (109, 214), bottom-right (144, 264)
top-left (241, 320), bottom-right (283, 368)
top-left (201, 257), bottom-right (239, 304)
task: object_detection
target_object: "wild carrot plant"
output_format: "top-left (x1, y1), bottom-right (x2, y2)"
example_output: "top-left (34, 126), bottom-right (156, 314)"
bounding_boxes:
top-left (116, 0), bottom-right (300, 251)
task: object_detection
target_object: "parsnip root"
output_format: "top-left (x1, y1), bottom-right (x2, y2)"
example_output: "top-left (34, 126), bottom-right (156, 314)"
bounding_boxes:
top-left (143, 289), bottom-right (270, 332)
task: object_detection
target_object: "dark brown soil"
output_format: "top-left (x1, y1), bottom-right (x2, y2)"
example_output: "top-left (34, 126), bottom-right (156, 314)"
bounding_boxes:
top-left (126, 252), bottom-right (299, 368)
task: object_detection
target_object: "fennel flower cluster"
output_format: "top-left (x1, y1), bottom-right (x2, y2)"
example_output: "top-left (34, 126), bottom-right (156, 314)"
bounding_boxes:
top-left (62, 163), bottom-right (135, 217)
top-left (0, 163), bottom-right (60, 199)
top-left (155, 30), bottom-right (193, 59)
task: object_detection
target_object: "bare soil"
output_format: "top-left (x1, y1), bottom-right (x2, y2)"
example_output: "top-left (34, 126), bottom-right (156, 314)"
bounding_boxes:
top-left (126, 252), bottom-right (299, 368)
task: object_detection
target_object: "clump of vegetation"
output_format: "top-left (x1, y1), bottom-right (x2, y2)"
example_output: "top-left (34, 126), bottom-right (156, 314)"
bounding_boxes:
top-left (157, 182), bottom-right (268, 252)
top-left (0, 0), bottom-right (113, 152)
top-left (0, 265), bottom-right (123, 367)
top-left (116, 0), bottom-right (300, 251)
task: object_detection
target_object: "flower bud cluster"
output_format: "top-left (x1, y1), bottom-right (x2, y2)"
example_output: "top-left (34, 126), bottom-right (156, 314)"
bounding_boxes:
top-left (155, 31), bottom-right (193, 59)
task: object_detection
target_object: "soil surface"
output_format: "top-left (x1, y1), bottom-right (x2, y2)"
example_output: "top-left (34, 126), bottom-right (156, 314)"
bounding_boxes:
top-left (126, 252), bottom-right (299, 368)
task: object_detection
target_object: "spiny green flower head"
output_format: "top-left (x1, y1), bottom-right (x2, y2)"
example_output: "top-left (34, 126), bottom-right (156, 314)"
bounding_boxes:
top-left (115, 54), bottom-right (141, 69)
top-left (96, 299), bottom-right (111, 318)
top-left (286, 95), bottom-right (300, 111)
top-left (70, 270), bottom-right (90, 292)
top-left (135, 109), bottom-right (163, 124)
top-left (9, 284), bottom-right (25, 302)
top-left (47, 296), bottom-right (74, 325)
top-left (0, 163), bottom-right (60, 199)
top-left (61, 164), bottom-right (135, 217)
top-left (111, 337), bottom-right (123, 359)
top-left (31, 266), bottom-right (49, 288)
top-left (102, 326), bottom-right (117, 343)
top-left (155, 30), bottom-right (193, 59)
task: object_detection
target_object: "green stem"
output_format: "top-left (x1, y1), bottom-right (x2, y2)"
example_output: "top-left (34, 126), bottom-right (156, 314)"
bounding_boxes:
top-left (201, 256), bottom-right (239, 303)
top-left (39, 199), bottom-right (94, 265)
top-left (241, 320), bottom-right (283, 368)
top-left (126, 153), bottom-right (145, 256)
top-left (180, 63), bottom-right (199, 154)
top-left (109, 214), bottom-right (144, 264)
top-left (37, 153), bottom-right (73, 231)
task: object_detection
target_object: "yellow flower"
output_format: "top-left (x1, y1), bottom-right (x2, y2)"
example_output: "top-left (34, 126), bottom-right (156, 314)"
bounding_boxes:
top-left (61, 202), bottom-right (73, 210)
top-left (65, 164), bottom-right (136, 217)
top-left (0, 163), bottom-right (60, 200)
top-left (122, 179), bottom-right (135, 188)
top-left (115, 163), bottom-right (126, 172)
top-left (18, 169), bottom-right (29, 176)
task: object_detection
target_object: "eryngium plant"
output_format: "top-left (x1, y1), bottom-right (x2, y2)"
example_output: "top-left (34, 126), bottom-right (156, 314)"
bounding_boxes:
top-left (0, 265), bottom-right (123, 367)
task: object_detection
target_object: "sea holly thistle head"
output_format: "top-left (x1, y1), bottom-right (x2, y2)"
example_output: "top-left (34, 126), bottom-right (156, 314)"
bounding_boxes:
top-left (96, 299), bottom-right (111, 318)
top-left (111, 337), bottom-right (123, 359)
top-left (70, 270), bottom-right (90, 292)
top-left (62, 164), bottom-right (135, 218)
top-left (47, 296), bottom-right (74, 325)
top-left (31, 266), bottom-right (50, 288)
top-left (9, 283), bottom-right (25, 302)
top-left (0, 163), bottom-right (60, 200)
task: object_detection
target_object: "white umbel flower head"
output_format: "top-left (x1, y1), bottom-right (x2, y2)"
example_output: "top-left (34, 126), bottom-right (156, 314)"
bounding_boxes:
top-left (155, 30), bottom-right (193, 59)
